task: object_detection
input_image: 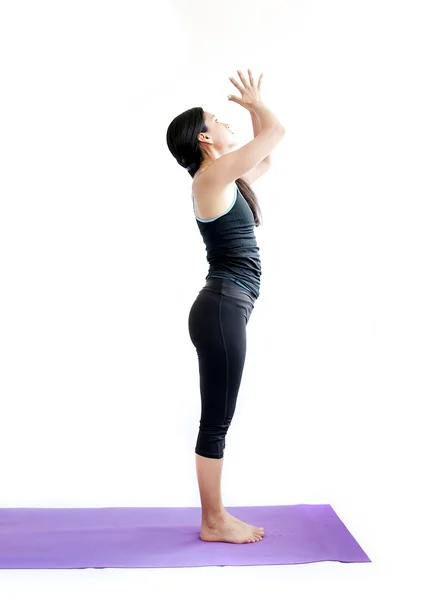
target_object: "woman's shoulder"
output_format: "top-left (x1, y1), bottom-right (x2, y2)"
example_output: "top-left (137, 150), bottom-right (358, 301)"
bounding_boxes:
top-left (192, 165), bottom-right (235, 195)
top-left (192, 173), bottom-right (237, 220)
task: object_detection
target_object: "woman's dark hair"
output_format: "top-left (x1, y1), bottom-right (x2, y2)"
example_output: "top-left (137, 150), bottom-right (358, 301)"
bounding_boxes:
top-left (166, 107), bottom-right (263, 226)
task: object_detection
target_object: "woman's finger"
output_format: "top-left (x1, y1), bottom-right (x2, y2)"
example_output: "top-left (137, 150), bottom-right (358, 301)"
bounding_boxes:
top-left (258, 72), bottom-right (264, 89)
top-left (229, 76), bottom-right (244, 95)
top-left (237, 69), bottom-right (249, 88)
top-left (248, 68), bottom-right (255, 87)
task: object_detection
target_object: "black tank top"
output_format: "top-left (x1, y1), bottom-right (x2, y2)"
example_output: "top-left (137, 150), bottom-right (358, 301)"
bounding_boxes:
top-left (192, 182), bottom-right (262, 299)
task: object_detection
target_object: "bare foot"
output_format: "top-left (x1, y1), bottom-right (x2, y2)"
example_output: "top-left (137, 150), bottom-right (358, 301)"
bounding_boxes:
top-left (200, 511), bottom-right (265, 544)
top-left (229, 512), bottom-right (264, 533)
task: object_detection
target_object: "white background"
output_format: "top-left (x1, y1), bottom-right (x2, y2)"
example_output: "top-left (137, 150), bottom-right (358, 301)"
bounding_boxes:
top-left (1, 0), bottom-right (425, 597)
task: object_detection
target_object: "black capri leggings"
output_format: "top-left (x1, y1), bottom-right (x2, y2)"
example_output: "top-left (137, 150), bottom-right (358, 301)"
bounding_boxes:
top-left (188, 277), bottom-right (257, 459)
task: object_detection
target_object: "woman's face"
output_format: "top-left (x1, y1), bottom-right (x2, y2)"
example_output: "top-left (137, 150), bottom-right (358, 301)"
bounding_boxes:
top-left (203, 111), bottom-right (238, 152)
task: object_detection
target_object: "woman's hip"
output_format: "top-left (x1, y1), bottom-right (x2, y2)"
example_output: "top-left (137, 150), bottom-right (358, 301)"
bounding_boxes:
top-left (188, 283), bottom-right (254, 348)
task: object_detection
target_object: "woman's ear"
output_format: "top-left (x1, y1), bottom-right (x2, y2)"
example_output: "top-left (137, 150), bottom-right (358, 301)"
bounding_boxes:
top-left (198, 132), bottom-right (213, 145)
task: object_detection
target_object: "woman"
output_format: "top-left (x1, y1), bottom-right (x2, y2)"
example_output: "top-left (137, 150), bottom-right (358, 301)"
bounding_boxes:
top-left (166, 69), bottom-right (285, 543)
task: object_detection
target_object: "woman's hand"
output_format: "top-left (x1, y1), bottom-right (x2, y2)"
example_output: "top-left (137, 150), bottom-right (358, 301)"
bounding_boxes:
top-left (228, 69), bottom-right (264, 112)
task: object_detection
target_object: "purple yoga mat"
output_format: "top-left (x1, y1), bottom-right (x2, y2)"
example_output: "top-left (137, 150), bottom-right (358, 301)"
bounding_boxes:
top-left (0, 504), bottom-right (370, 569)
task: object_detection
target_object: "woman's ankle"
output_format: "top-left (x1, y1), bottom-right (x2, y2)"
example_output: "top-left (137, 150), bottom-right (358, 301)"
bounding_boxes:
top-left (202, 507), bottom-right (228, 526)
